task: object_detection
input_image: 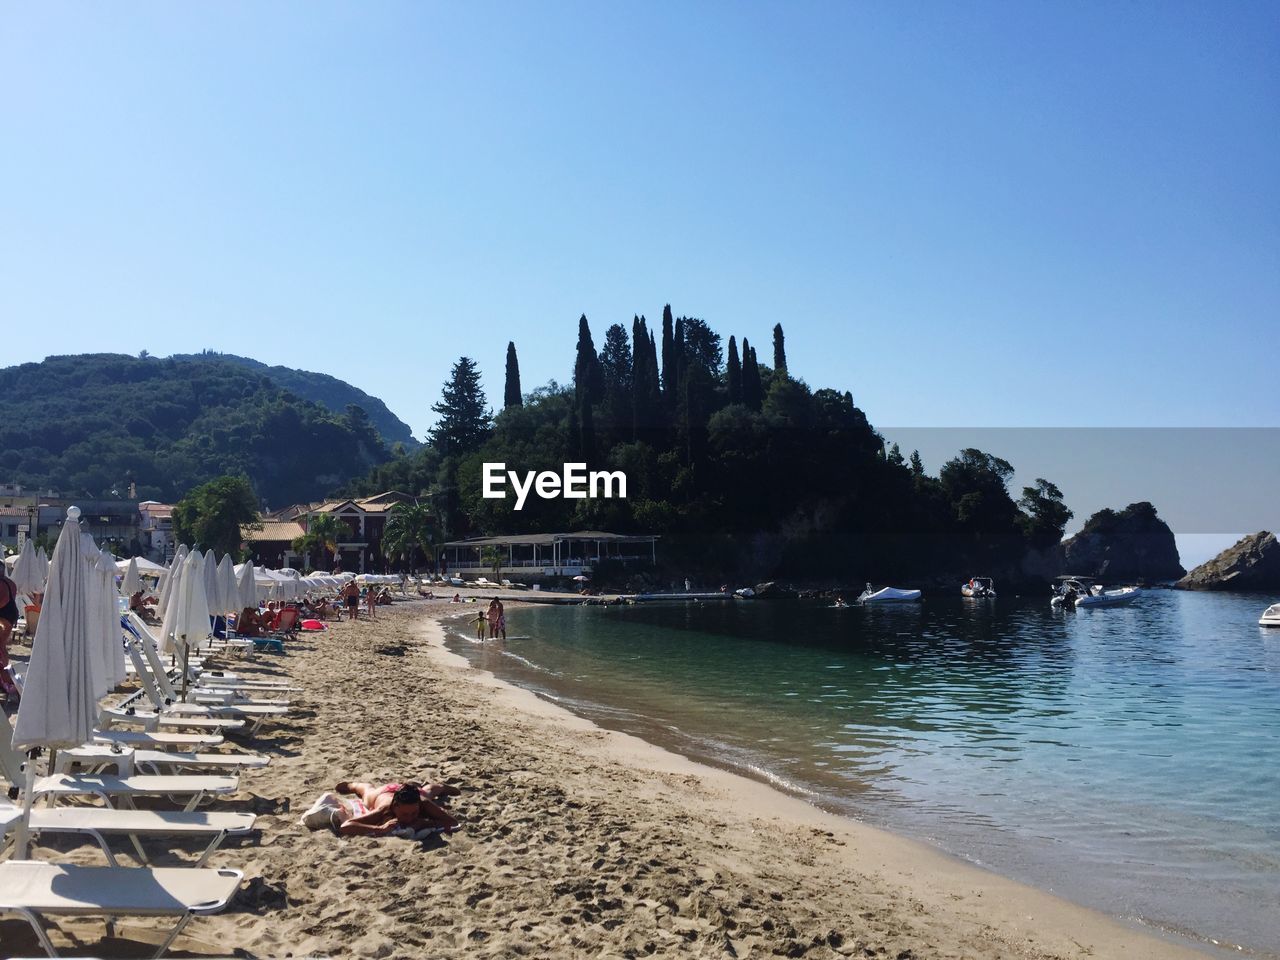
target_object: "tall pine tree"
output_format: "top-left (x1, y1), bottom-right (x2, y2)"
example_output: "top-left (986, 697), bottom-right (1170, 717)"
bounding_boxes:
top-left (429, 357), bottom-right (492, 454)
top-left (726, 336), bottom-right (742, 405)
top-left (772, 323), bottom-right (787, 377)
top-left (503, 341), bottom-right (522, 408)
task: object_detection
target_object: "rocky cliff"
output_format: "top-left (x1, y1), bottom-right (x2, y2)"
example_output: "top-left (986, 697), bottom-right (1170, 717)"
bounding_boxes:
top-left (1176, 532), bottom-right (1280, 591)
top-left (1062, 502), bottom-right (1184, 582)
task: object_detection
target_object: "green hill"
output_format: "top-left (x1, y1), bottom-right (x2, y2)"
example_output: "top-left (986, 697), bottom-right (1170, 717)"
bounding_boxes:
top-left (171, 351), bottom-right (417, 447)
top-left (0, 353), bottom-right (393, 507)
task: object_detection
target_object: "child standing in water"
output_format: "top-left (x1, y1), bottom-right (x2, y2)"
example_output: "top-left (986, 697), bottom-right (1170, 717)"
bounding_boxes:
top-left (473, 608), bottom-right (488, 640)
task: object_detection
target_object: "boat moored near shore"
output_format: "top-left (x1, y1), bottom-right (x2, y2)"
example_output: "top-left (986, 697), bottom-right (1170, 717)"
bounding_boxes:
top-left (961, 577), bottom-right (996, 599)
top-left (857, 583), bottom-right (922, 604)
top-left (1260, 603), bottom-right (1280, 627)
top-left (1051, 576), bottom-right (1140, 609)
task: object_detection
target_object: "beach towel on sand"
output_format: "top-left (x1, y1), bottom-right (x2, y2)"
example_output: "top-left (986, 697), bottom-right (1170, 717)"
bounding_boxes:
top-left (300, 619), bottom-right (326, 632)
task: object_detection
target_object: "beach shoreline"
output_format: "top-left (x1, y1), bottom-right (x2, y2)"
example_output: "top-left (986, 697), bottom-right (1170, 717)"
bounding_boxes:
top-left (3, 597), bottom-right (1221, 958)
top-left (416, 599), bottom-right (1215, 960)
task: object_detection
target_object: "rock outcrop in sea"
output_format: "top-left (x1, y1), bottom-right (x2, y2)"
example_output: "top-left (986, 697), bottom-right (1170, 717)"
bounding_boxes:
top-left (1176, 531), bottom-right (1280, 591)
top-left (1061, 502), bottom-right (1184, 582)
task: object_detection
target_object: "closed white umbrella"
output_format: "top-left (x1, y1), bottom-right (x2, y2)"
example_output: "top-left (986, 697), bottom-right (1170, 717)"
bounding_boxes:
top-left (157, 554), bottom-right (186, 656)
top-left (217, 555), bottom-right (238, 617)
top-left (35, 546), bottom-right (49, 581)
top-left (11, 507), bottom-right (97, 858)
top-left (235, 562), bottom-right (257, 612)
top-left (93, 548), bottom-right (125, 695)
top-left (174, 551), bottom-right (211, 698)
top-left (202, 550), bottom-right (221, 617)
top-left (156, 544), bottom-right (188, 612)
top-left (79, 532), bottom-right (109, 701)
top-left (10, 539), bottom-right (42, 598)
top-left (119, 556), bottom-right (142, 597)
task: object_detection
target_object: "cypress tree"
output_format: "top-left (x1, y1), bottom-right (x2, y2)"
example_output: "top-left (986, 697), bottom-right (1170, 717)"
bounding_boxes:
top-left (742, 343), bottom-right (763, 411)
top-left (726, 335), bottom-right (742, 404)
top-left (580, 394), bottom-right (597, 464)
top-left (503, 341), bottom-right (522, 408)
top-left (661, 305), bottom-right (676, 401)
top-left (772, 323), bottom-right (787, 376)
top-left (574, 314), bottom-right (602, 403)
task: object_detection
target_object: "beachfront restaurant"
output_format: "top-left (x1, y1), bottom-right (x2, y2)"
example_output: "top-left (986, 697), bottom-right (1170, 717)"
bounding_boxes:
top-left (442, 531), bottom-right (657, 579)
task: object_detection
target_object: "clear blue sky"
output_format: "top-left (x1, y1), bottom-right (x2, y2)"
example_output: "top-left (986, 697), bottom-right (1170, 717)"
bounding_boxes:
top-left (3, 2), bottom-right (1277, 447)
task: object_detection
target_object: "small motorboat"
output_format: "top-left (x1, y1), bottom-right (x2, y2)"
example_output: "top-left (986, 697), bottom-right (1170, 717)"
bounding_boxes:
top-left (1051, 577), bottom-right (1139, 609)
top-left (858, 583), bottom-right (922, 604)
top-left (961, 577), bottom-right (996, 599)
top-left (1075, 585), bottom-right (1141, 607)
top-left (1260, 604), bottom-right (1280, 628)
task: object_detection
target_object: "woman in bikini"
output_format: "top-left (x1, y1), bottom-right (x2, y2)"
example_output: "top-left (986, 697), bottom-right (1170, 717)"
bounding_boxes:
top-left (333, 780), bottom-right (460, 837)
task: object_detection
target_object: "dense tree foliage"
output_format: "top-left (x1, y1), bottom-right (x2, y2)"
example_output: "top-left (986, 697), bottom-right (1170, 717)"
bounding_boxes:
top-left (172, 351), bottom-right (416, 447)
top-left (0, 354), bottom-right (391, 507)
top-left (343, 313), bottom-right (1078, 584)
top-left (172, 474), bottom-right (261, 557)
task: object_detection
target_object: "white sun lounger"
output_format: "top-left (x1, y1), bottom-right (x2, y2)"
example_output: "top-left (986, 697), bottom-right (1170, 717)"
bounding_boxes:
top-left (100, 705), bottom-right (245, 734)
top-left (54, 744), bottom-right (268, 776)
top-left (0, 859), bottom-right (242, 958)
top-left (28, 773), bottom-right (239, 813)
top-left (0, 802), bottom-right (256, 867)
top-left (93, 729), bottom-right (224, 751)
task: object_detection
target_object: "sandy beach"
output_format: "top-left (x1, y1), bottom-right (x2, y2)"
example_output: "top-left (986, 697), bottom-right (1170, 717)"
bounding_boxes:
top-left (3, 598), bottom-right (1214, 959)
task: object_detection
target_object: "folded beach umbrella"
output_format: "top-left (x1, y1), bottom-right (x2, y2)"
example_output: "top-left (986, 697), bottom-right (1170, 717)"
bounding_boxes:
top-left (11, 507), bottom-right (98, 858)
top-left (203, 550), bottom-right (222, 617)
top-left (119, 556), bottom-right (142, 597)
top-left (157, 556), bottom-right (186, 656)
top-left (35, 546), bottom-right (49, 581)
top-left (171, 550), bottom-right (211, 697)
top-left (235, 561), bottom-right (257, 611)
top-left (9, 539), bottom-right (43, 598)
top-left (216, 554), bottom-right (237, 616)
top-left (93, 547), bottom-right (126, 695)
top-left (156, 544), bottom-right (189, 611)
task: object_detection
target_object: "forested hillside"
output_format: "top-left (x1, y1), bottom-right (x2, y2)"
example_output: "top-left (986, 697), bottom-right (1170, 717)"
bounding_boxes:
top-left (0, 353), bottom-right (391, 507)
top-left (171, 351), bottom-right (417, 448)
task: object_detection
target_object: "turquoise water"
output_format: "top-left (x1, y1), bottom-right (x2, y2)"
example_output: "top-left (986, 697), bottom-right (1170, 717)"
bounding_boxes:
top-left (444, 590), bottom-right (1280, 956)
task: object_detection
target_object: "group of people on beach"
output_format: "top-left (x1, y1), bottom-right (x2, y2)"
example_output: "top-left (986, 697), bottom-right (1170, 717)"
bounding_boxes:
top-left (474, 597), bottom-right (506, 641)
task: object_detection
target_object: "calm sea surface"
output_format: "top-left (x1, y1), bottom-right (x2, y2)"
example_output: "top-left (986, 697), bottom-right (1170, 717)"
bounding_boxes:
top-left (443, 590), bottom-right (1280, 956)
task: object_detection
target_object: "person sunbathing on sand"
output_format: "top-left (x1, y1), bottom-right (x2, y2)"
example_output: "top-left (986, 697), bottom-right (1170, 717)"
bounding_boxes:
top-left (334, 780), bottom-right (461, 837)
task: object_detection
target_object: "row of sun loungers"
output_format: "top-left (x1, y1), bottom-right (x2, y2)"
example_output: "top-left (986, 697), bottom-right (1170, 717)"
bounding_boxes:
top-left (0, 611), bottom-right (301, 956)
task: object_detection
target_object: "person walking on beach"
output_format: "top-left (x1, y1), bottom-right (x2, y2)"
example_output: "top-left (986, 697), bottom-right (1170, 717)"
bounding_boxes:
top-left (0, 572), bottom-right (23, 703)
top-left (495, 598), bottom-right (507, 641)
top-left (365, 585), bottom-right (377, 620)
top-left (486, 599), bottom-right (500, 640)
top-left (474, 609), bottom-right (488, 641)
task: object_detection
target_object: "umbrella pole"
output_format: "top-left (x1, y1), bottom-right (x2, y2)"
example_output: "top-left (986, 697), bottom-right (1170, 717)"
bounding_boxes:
top-left (14, 748), bottom-right (39, 859)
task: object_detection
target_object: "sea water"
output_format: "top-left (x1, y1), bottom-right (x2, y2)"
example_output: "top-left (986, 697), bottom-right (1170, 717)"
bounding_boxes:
top-left (444, 590), bottom-right (1280, 956)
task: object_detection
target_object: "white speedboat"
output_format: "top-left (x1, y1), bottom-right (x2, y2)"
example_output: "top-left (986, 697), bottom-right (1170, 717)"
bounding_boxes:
top-left (961, 577), bottom-right (996, 599)
top-left (1075, 585), bottom-right (1140, 607)
top-left (1260, 604), bottom-right (1280, 627)
top-left (858, 584), bottom-right (922, 604)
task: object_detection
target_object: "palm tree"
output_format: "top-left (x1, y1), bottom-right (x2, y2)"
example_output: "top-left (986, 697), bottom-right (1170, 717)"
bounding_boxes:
top-left (305, 512), bottom-right (341, 570)
top-left (480, 547), bottom-right (504, 584)
top-left (385, 502), bottom-right (440, 574)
